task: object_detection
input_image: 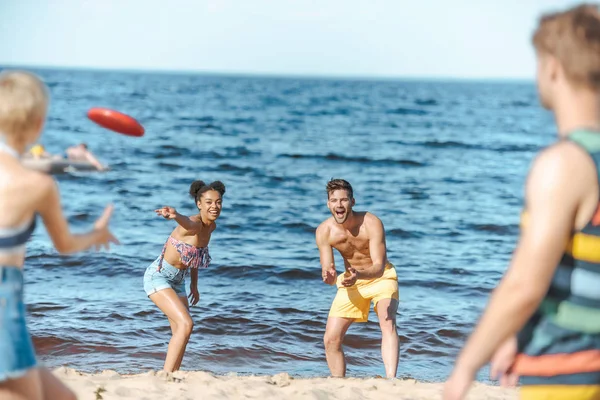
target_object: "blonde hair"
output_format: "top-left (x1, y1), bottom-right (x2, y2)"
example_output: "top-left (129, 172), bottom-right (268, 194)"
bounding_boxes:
top-left (0, 70), bottom-right (49, 139)
top-left (532, 4), bottom-right (600, 89)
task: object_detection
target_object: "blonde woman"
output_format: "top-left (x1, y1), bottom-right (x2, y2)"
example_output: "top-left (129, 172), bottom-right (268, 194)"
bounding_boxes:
top-left (0, 70), bottom-right (118, 399)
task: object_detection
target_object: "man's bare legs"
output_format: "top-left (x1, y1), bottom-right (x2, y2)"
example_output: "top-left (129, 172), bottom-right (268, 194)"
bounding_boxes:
top-left (376, 298), bottom-right (399, 378)
top-left (323, 317), bottom-right (354, 377)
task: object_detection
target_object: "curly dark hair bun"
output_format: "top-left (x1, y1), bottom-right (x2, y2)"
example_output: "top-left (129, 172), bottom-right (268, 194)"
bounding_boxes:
top-left (189, 180), bottom-right (206, 199)
top-left (189, 180), bottom-right (226, 201)
top-left (208, 181), bottom-right (226, 196)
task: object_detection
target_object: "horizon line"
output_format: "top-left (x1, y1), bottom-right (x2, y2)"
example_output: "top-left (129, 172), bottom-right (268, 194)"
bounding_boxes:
top-left (0, 62), bottom-right (536, 84)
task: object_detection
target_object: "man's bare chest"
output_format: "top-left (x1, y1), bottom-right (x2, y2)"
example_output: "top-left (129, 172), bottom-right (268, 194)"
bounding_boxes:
top-left (330, 232), bottom-right (369, 254)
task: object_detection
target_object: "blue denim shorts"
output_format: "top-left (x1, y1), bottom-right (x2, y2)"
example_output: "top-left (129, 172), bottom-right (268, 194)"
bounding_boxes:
top-left (143, 257), bottom-right (187, 297)
top-left (0, 266), bottom-right (37, 382)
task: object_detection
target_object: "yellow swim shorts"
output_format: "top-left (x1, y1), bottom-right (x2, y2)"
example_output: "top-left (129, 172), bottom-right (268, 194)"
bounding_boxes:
top-left (328, 263), bottom-right (399, 323)
top-left (520, 385), bottom-right (600, 400)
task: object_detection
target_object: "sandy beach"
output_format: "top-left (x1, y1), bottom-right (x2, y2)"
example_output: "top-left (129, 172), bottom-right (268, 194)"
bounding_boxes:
top-left (54, 367), bottom-right (518, 400)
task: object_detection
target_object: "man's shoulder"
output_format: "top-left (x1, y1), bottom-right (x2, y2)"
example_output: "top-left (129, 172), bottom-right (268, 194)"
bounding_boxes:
top-left (534, 140), bottom-right (595, 167)
top-left (358, 212), bottom-right (384, 236)
top-left (362, 211), bottom-right (383, 225)
top-left (316, 218), bottom-right (334, 232)
top-left (316, 218), bottom-right (339, 240)
top-left (528, 140), bottom-right (595, 188)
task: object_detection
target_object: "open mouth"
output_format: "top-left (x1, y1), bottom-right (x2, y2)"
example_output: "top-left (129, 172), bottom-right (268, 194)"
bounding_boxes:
top-left (335, 209), bottom-right (345, 218)
top-left (208, 210), bottom-right (219, 217)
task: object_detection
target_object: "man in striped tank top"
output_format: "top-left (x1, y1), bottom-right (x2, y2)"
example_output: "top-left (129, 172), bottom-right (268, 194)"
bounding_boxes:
top-left (444, 4), bottom-right (600, 400)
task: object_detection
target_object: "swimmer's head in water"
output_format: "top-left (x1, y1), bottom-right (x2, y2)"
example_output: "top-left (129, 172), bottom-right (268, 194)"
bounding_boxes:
top-left (189, 180), bottom-right (226, 222)
top-left (532, 4), bottom-right (600, 109)
top-left (0, 70), bottom-right (49, 147)
top-left (326, 179), bottom-right (355, 224)
top-left (29, 144), bottom-right (45, 157)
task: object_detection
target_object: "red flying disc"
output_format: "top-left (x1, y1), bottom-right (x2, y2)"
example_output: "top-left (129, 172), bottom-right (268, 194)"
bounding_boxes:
top-left (87, 108), bottom-right (145, 137)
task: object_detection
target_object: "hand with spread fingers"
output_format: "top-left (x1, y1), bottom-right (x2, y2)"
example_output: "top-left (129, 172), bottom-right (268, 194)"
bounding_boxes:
top-left (92, 204), bottom-right (120, 251)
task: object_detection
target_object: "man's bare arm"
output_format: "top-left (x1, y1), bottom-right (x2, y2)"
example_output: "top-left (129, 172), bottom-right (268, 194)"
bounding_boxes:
top-left (316, 223), bottom-right (337, 285)
top-left (357, 214), bottom-right (387, 279)
top-left (84, 150), bottom-right (105, 171)
top-left (450, 143), bottom-right (585, 379)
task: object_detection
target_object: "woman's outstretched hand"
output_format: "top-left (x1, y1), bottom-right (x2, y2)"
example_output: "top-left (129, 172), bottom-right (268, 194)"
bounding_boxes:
top-left (155, 206), bottom-right (177, 219)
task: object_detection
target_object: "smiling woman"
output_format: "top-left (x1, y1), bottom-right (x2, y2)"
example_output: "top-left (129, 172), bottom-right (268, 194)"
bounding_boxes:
top-left (143, 179), bottom-right (226, 372)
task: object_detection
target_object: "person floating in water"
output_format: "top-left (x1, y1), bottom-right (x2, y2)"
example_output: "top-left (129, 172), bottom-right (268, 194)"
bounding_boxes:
top-left (64, 143), bottom-right (106, 171)
top-left (144, 180), bottom-right (225, 372)
top-left (24, 142), bottom-right (107, 171)
top-left (0, 70), bottom-right (118, 400)
top-left (316, 179), bottom-right (400, 378)
top-left (444, 4), bottom-right (600, 400)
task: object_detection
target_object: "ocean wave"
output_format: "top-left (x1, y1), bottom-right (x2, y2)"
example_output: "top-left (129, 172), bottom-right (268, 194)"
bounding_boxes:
top-left (279, 153), bottom-right (426, 167)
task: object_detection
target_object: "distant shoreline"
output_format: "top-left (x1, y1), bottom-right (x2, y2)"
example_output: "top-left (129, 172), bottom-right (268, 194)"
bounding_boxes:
top-left (0, 63), bottom-right (534, 84)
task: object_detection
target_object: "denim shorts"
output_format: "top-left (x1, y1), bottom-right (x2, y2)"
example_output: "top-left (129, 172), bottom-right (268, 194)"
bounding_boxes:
top-left (143, 257), bottom-right (187, 297)
top-left (0, 266), bottom-right (37, 382)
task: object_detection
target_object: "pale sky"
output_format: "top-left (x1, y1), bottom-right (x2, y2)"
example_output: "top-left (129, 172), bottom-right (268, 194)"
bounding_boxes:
top-left (0, 0), bottom-right (584, 79)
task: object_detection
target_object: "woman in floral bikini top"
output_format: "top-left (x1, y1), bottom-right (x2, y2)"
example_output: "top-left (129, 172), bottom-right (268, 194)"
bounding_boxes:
top-left (158, 236), bottom-right (211, 271)
top-left (143, 179), bottom-right (225, 372)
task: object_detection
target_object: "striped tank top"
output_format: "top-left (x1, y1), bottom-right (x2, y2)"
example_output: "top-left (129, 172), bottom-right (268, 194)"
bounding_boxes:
top-left (513, 129), bottom-right (600, 387)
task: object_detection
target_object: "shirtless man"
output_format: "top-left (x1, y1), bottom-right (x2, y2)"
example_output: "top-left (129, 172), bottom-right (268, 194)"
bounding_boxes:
top-left (316, 178), bottom-right (399, 378)
top-left (65, 143), bottom-right (106, 171)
